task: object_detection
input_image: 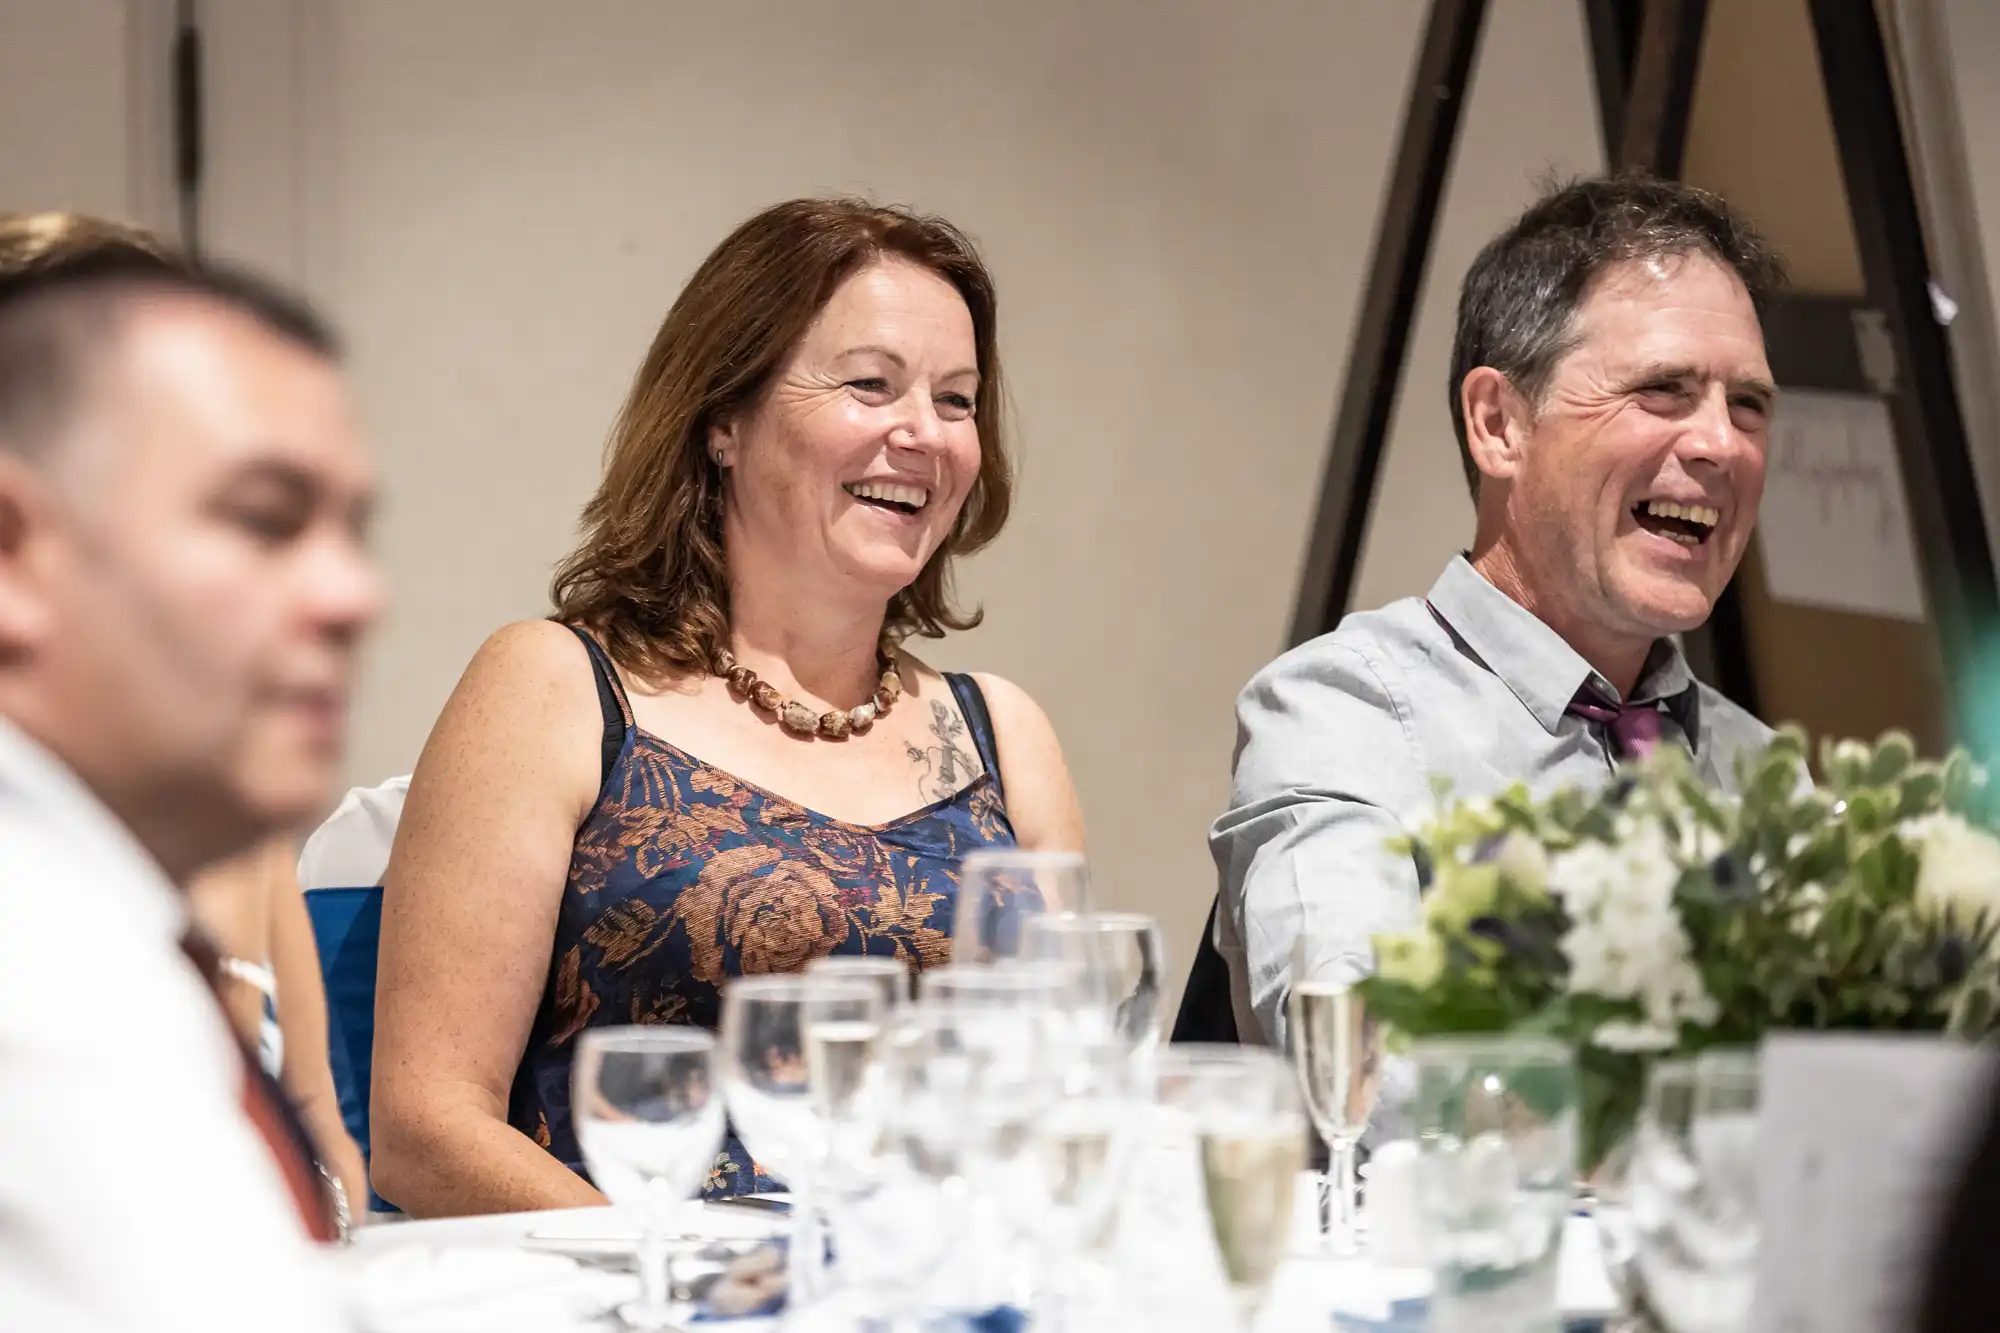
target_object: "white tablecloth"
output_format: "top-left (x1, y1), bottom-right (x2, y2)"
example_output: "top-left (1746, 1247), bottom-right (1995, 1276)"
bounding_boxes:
top-left (341, 1186), bottom-right (1616, 1332)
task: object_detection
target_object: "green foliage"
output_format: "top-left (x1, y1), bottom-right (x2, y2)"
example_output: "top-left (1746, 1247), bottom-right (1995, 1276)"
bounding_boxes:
top-left (1357, 728), bottom-right (2000, 1171)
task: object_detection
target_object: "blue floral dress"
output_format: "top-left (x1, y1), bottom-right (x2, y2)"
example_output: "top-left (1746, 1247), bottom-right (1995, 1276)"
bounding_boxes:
top-left (508, 627), bottom-right (1016, 1196)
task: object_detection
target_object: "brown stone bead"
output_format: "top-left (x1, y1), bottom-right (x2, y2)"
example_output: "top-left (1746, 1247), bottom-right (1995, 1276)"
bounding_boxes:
top-left (779, 701), bottom-right (821, 734)
top-left (848, 701), bottom-right (878, 730)
top-left (726, 666), bottom-right (756, 694)
top-left (818, 711), bottom-right (852, 740)
top-left (876, 669), bottom-right (903, 706)
top-left (750, 681), bottom-right (784, 713)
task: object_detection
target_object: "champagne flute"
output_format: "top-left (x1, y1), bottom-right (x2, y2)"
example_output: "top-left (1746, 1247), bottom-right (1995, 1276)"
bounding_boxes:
top-left (952, 849), bottom-right (1090, 963)
top-left (573, 1027), bottom-right (725, 1331)
top-left (718, 975), bottom-right (884, 1303)
top-left (1019, 910), bottom-right (1170, 1058)
top-left (1155, 1044), bottom-right (1308, 1329)
top-left (808, 954), bottom-right (914, 1010)
top-left (1026, 1026), bottom-right (1147, 1331)
top-left (1288, 939), bottom-right (1384, 1255)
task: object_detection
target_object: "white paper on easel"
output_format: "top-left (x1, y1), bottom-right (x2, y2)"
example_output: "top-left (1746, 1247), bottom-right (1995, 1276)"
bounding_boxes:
top-left (1756, 389), bottom-right (1928, 621)
top-left (1754, 1033), bottom-right (1996, 1333)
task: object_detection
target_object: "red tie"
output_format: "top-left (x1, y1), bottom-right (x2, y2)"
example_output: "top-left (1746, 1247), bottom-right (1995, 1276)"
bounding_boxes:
top-left (180, 928), bottom-right (340, 1242)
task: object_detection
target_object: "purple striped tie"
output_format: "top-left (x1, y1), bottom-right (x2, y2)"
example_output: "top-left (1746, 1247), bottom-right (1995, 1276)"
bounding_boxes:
top-left (1568, 688), bottom-right (1663, 760)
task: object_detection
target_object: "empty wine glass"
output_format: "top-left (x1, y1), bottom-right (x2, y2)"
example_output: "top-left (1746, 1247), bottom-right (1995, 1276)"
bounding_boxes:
top-left (1410, 1035), bottom-right (1577, 1333)
top-left (1019, 910), bottom-right (1169, 1058)
top-left (808, 954), bottom-right (913, 1010)
top-left (952, 849), bottom-right (1090, 963)
top-left (1288, 937), bottom-right (1384, 1255)
top-left (718, 975), bottom-right (885, 1303)
top-left (1155, 1045), bottom-right (1308, 1330)
top-left (574, 1027), bottom-right (725, 1330)
top-left (1633, 1049), bottom-right (1759, 1333)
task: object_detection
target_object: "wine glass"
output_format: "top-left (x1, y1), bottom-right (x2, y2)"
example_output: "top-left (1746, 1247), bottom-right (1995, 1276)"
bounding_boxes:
top-left (1155, 1044), bottom-right (1308, 1330)
top-left (718, 975), bottom-right (885, 1303)
top-left (1018, 910), bottom-right (1170, 1058)
top-left (1410, 1035), bottom-right (1577, 1333)
top-left (1025, 1023), bottom-right (1148, 1331)
top-left (573, 1027), bottom-right (725, 1331)
top-left (918, 959), bottom-right (1079, 1010)
top-left (1633, 1049), bottom-right (1759, 1333)
top-left (808, 954), bottom-right (913, 1010)
top-left (878, 995), bottom-right (1060, 1314)
top-left (951, 849), bottom-right (1090, 963)
top-left (1288, 938), bottom-right (1384, 1255)
top-left (1597, 1058), bottom-right (1695, 1326)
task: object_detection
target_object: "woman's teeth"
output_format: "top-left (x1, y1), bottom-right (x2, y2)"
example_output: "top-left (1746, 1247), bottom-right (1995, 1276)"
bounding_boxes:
top-left (845, 481), bottom-right (928, 513)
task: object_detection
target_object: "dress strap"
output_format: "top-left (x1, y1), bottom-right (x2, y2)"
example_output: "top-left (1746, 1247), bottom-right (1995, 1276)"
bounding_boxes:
top-left (945, 673), bottom-right (1005, 806)
top-left (563, 624), bottom-right (631, 790)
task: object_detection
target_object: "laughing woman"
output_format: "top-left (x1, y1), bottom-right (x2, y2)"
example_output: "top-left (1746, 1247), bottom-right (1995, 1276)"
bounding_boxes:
top-left (369, 200), bottom-right (1084, 1216)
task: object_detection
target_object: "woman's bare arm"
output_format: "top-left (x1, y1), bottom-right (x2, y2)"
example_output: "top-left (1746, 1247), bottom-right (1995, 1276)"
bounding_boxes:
top-left (369, 621), bottom-right (611, 1217)
top-left (265, 844), bottom-right (371, 1212)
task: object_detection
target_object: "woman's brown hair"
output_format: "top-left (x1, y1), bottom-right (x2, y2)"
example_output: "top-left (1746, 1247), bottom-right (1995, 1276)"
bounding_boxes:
top-left (551, 198), bottom-right (1012, 681)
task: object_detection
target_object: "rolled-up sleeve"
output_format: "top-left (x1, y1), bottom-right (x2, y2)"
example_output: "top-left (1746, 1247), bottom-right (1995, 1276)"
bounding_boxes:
top-left (1208, 640), bottom-right (1430, 1049)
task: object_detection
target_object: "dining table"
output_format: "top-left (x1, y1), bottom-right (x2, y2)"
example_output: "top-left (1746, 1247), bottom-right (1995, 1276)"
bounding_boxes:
top-left (336, 1171), bottom-right (1620, 1333)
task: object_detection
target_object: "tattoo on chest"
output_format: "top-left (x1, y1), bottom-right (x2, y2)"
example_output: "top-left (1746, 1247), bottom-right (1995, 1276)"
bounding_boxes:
top-left (907, 700), bottom-right (983, 801)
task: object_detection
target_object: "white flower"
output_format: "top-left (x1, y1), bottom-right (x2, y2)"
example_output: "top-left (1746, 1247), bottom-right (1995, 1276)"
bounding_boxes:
top-left (1678, 820), bottom-right (1724, 863)
top-left (1494, 832), bottom-right (1551, 899)
top-left (1592, 1019), bottom-right (1678, 1052)
top-left (1792, 881), bottom-right (1829, 933)
top-left (1552, 820), bottom-right (1717, 1037)
top-left (1903, 814), bottom-right (2000, 929)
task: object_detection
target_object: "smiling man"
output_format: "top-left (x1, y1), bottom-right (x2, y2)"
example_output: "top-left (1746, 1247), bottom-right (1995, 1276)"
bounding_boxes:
top-left (1206, 175), bottom-right (1788, 1048)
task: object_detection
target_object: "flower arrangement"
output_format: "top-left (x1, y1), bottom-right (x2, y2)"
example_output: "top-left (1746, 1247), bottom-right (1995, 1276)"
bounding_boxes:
top-left (1355, 728), bottom-right (2000, 1169)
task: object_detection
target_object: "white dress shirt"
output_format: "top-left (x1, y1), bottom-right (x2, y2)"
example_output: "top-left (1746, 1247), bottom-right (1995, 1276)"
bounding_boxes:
top-left (0, 717), bottom-right (351, 1332)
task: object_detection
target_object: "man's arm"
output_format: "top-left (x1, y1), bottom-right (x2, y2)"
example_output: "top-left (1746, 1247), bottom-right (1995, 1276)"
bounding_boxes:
top-left (1210, 639), bottom-right (1431, 1050)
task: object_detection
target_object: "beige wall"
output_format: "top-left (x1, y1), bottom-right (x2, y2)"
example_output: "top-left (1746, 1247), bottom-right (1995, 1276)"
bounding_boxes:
top-left (181, 0), bottom-right (1606, 1000)
top-left (1349, 1), bottom-right (1602, 610)
top-left (0, 0), bottom-right (173, 227)
top-left (9, 0), bottom-right (1601, 1000)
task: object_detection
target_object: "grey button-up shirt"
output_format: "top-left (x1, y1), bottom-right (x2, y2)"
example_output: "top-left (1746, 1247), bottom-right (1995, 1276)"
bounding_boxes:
top-left (1209, 555), bottom-right (1775, 1049)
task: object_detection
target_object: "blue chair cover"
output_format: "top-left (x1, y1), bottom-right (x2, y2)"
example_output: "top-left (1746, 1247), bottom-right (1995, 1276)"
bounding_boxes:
top-left (303, 884), bottom-right (396, 1213)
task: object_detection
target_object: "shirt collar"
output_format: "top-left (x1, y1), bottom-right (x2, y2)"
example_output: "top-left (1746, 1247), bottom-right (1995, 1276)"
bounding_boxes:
top-left (1424, 555), bottom-right (1700, 739)
top-left (0, 715), bottom-right (187, 939)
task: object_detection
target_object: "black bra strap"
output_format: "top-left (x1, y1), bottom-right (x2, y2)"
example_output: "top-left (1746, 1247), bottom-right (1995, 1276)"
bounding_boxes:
top-left (563, 624), bottom-right (630, 790)
top-left (945, 673), bottom-right (1004, 806)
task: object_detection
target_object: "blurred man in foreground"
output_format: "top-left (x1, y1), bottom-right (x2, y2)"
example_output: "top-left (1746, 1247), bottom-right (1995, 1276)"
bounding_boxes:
top-left (0, 212), bottom-right (381, 1330)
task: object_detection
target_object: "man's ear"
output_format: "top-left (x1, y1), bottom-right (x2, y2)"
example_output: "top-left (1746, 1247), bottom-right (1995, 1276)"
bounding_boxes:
top-left (0, 456), bottom-right (61, 661)
top-left (1460, 367), bottom-right (1533, 483)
